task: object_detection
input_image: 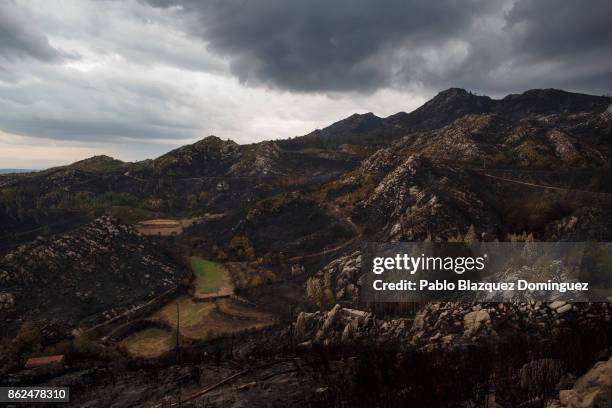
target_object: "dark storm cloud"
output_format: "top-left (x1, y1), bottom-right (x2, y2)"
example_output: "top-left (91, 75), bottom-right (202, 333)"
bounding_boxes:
top-left (144, 0), bottom-right (494, 92)
top-left (507, 0), bottom-right (612, 57)
top-left (0, 2), bottom-right (67, 62)
top-left (502, 0), bottom-right (612, 94)
top-left (144, 0), bottom-right (612, 94)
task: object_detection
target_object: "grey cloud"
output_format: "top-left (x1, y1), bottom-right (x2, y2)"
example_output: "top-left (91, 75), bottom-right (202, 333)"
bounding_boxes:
top-left (0, 56), bottom-right (204, 143)
top-left (144, 0), bottom-right (494, 92)
top-left (506, 0), bottom-right (612, 58)
top-left (496, 0), bottom-right (612, 95)
top-left (144, 0), bottom-right (612, 95)
top-left (0, 2), bottom-right (67, 62)
top-left (1, 117), bottom-right (196, 142)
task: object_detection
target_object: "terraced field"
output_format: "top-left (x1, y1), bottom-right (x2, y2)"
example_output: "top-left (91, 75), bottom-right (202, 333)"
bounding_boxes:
top-left (153, 297), bottom-right (274, 341)
top-left (116, 258), bottom-right (273, 359)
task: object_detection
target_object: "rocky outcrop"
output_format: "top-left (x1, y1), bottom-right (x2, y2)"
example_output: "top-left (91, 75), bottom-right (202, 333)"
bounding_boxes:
top-left (546, 129), bottom-right (603, 165)
top-left (311, 251), bottom-right (362, 304)
top-left (229, 141), bottom-right (283, 176)
top-left (149, 135), bottom-right (242, 177)
top-left (294, 305), bottom-right (409, 347)
top-left (294, 301), bottom-right (611, 353)
top-left (545, 207), bottom-right (612, 241)
top-left (462, 309), bottom-right (490, 336)
top-left (355, 154), bottom-right (499, 240)
top-left (409, 302), bottom-right (611, 351)
top-left (547, 356), bottom-right (612, 408)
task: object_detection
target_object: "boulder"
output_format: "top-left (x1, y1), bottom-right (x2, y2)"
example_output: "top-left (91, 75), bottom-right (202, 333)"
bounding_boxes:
top-left (547, 356), bottom-right (612, 407)
top-left (463, 309), bottom-right (490, 336)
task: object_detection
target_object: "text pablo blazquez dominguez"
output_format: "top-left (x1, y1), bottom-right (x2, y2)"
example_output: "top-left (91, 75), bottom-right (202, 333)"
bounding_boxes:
top-left (371, 253), bottom-right (589, 293)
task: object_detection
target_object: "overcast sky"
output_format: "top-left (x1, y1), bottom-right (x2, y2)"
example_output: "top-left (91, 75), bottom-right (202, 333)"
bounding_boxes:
top-left (0, 0), bottom-right (611, 168)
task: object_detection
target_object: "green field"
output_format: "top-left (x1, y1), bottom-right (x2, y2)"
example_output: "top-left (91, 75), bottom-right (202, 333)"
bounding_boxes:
top-left (189, 256), bottom-right (232, 296)
top-left (120, 327), bottom-right (173, 358)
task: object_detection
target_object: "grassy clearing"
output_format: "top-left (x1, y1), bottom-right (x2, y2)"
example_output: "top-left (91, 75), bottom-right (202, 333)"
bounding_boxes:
top-left (120, 327), bottom-right (173, 359)
top-left (152, 297), bottom-right (275, 341)
top-left (190, 256), bottom-right (232, 296)
top-left (155, 297), bottom-right (215, 327)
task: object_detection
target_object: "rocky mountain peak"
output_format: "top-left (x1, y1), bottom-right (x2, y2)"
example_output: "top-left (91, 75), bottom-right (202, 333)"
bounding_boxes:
top-left (423, 87), bottom-right (492, 109)
top-left (76, 154), bottom-right (119, 163)
top-left (148, 135), bottom-right (241, 177)
top-left (387, 87), bottom-right (494, 131)
top-left (192, 135), bottom-right (236, 147)
top-left (66, 155), bottom-right (124, 173)
top-left (434, 87), bottom-right (474, 98)
top-left (318, 111), bottom-right (383, 135)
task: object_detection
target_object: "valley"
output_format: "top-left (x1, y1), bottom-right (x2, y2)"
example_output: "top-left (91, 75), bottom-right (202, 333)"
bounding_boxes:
top-left (1, 88), bottom-right (612, 406)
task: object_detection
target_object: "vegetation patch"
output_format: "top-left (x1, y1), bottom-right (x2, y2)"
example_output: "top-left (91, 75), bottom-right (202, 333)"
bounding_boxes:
top-left (119, 327), bottom-right (173, 359)
top-left (155, 297), bottom-right (216, 328)
top-left (153, 297), bottom-right (274, 342)
top-left (106, 205), bottom-right (159, 224)
top-left (190, 257), bottom-right (232, 297)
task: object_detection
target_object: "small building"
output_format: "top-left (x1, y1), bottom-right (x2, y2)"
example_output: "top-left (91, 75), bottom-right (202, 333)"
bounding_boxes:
top-left (135, 219), bottom-right (183, 236)
top-left (24, 355), bottom-right (65, 369)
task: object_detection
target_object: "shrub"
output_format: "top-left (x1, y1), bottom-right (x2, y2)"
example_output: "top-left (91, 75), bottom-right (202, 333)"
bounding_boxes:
top-left (228, 236), bottom-right (256, 261)
top-left (16, 321), bottom-right (42, 354)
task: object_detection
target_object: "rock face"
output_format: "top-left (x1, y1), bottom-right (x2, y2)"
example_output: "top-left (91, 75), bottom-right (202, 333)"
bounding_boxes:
top-left (548, 356), bottom-right (612, 408)
top-left (294, 305), bottom-right (409, 347)
top-left (311, 251), bottom-right (362, 304)
top-left (354, 154), bottom-right (499, 240)
top-left (408, 302), bottom-right (611, 350)
top-left (229, 141), bottom-right (284, 176)
top-left (293, 301), bottom-right (611, 354)
top-left (545, 207), bottom-right (612, 241)
top-left (0, 216), bottom-right (189, 337)
top-left (391, 109), bottom-right (609, 169)
top-left (463, 309), bottom-right (491, 336)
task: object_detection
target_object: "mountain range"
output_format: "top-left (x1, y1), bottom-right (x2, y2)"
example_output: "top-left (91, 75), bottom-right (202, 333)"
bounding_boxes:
top-left (1, 87), bottom-right (612, 406)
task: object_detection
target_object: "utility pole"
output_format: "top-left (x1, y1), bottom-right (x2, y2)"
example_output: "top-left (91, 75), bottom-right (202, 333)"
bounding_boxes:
top-left (176, 303), bottom-right (180, 364)
top-left (289, 304), bottom-right (294, 353)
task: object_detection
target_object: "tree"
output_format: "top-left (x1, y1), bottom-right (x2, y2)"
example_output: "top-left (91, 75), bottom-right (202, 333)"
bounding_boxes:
top-left (306, 277), bottom-right (324, 308)
top-left (16, 321), bottom-right (42, 354)
top-left (463, 225), bottom-right (478, 244)
top-left (323, 271), bottom-right (335, 304)
top-left (228, 236), bottom-right (256, 261)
